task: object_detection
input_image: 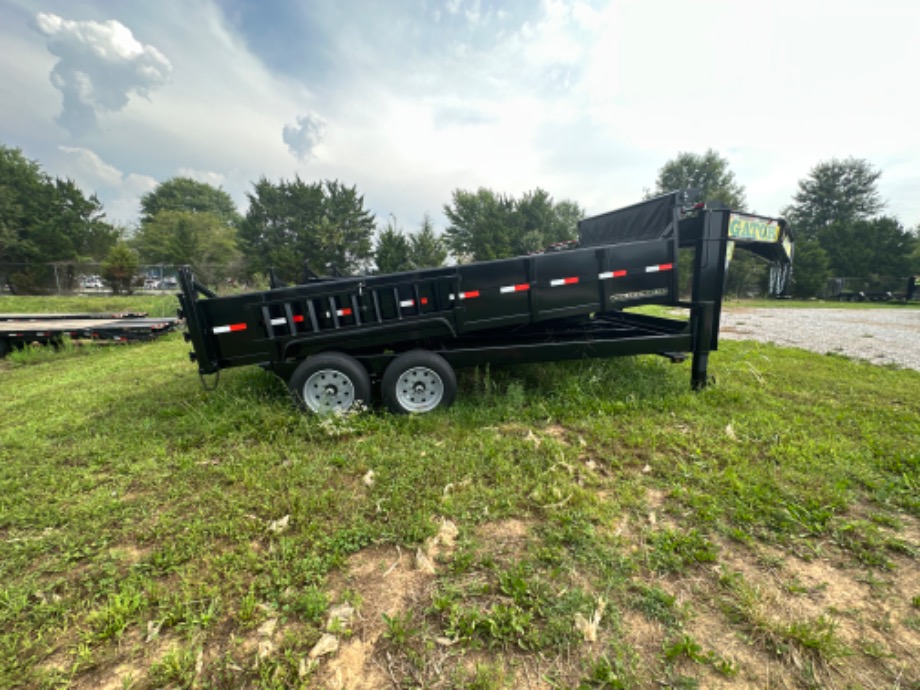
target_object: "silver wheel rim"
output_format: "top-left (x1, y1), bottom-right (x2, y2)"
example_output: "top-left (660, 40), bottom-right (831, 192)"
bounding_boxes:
top-left (395, 366), bottom-right (444, 413)
top-left (303, 368), bottom-right (356, 414)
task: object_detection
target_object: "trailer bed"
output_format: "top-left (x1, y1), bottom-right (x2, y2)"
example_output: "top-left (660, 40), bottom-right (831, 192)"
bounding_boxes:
top-left (0, 315), bottom-right (180, 356)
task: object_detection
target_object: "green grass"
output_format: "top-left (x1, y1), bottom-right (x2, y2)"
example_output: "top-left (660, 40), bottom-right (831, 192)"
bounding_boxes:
top-left (0, 294), bottom-right (179, 317)
top-left (1, 297), bottom-right (919, 688)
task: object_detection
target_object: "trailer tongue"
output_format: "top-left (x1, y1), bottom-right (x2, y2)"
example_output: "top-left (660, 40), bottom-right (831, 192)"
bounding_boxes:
top-left (178, 191), bottom-right (793, 414)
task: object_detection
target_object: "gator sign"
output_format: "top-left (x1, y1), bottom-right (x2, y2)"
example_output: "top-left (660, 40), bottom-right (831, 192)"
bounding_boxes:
top-left (728, 214), bottom-right (782, 243)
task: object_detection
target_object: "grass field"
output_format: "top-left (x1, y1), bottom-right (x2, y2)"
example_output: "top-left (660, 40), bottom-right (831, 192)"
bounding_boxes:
top-left (1, 296), bottom-right (918, 689)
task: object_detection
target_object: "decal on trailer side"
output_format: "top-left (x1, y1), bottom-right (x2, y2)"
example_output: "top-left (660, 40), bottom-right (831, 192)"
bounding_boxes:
top-left (728, 215), bottom-right (782, 243)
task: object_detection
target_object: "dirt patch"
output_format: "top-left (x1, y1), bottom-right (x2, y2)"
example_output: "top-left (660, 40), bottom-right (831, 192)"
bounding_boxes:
top-left (318, 545), bottom-right (429, 688)
top-left (317, 520), bottom-right (463, 688)
top-left (712, 538), bottom-right (920, 687)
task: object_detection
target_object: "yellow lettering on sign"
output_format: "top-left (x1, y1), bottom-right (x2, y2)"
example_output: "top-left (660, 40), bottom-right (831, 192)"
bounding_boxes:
top-left (728, 215), bottom-right (781, 243)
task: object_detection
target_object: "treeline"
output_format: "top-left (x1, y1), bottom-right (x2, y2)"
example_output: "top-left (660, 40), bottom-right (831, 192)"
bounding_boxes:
top-left (1, 143), bottom-right (917, 296)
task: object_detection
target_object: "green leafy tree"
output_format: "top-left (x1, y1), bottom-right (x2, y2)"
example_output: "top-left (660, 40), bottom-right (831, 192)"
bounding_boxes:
top-left (375, 221), bottom-right (413, 274)
top-left (101, 242), bottom-right (139, 295)
top-left (783, 159), bottom-right (914, 296)
top-left (238, 177), bottom-right (375, 280)
top-left (783, 158), bottom-right (883, 240)
top-left (647, 149), bottom-right (747, 208)
top-left (409, 214), bottom-right (448, 269)
top-left (789, 239), bottom-right (831, 298)
top-left (0, 144), bottom-right (118, 293)
top-left (819, 217), bottom-right (915, 282)
top-left (444, 188), bottom-right (583, 262)
top-left (139, 177), bottom-right (240, 227)
top-left (133, 210), bottom-right (241, 282)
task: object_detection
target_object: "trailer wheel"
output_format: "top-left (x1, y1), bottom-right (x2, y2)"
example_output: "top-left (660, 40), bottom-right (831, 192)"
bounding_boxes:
top-left (382, 350), bottom-right (456, 414)
top-left (289, 352), bottom-right (371, 415)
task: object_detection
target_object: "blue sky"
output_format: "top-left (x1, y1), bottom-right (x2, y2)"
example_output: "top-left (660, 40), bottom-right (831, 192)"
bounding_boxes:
top-left (1, 0), bottom-right (918, 233)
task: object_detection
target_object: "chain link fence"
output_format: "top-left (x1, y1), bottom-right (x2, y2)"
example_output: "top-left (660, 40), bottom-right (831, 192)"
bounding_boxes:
top-left (0, 263), bottom-right (245, 295)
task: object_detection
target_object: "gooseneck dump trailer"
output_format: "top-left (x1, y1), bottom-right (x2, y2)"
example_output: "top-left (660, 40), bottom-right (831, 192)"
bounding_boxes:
top-left (178, 192), bottom-right (793, 414)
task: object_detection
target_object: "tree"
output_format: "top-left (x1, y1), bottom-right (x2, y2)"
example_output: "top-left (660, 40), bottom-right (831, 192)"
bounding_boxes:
top-left (0, 144), bottom-right (118, 293)
top-left (101, 242), bottom-right (139, 294)
top-left (789, 239), bottom-right (831, 298)
top-left (783, 159), bottom-right (914, 296)
top-left (647, 149), bottom-right (747, 208)
top-left (784, 158), bottom-right (883, 240)
top-left (408, 214), bottom-right (448, 269)
top-left (375, 221), bottom-right (413, 274)
top-left (133, 210), bottom-right (241, 283)
top-left (444, 188), bottom-right (583, 262)
top-left (819, 216), bottom-right (915, 282)
top-left (238, 177), bottom-right (375, 280)
top-left (139, 177), bottom-right (240, 227)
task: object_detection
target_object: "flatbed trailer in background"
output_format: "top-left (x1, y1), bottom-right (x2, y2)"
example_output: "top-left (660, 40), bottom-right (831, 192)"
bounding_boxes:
top-left (0, 313), bottom-right (180, 357)
top-left (178, 191), bottom-right (794, 414)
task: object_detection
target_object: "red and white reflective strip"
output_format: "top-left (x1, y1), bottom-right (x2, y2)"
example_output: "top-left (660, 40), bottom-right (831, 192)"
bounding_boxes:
top-left (549, 276), bottom-right (579, 287)
top-left (212, 322), bottom-right (248, 334)
top-left (500, 283), bottom-right (530, 294)
top-left (645, 262), bottom-right (673, 273)
top-left (449, 290), bottom-right (480, 301)
top-left (599, 269), bottom-right (628, 280)
top-left (400, 298), bottom-right (429, 307)
top-left (323, 308), bottom-right (353, 318)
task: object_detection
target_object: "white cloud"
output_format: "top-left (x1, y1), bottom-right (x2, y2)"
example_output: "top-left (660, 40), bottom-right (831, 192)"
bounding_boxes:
top-left (283, 112), bottom-right (327, 160)
top-left (55, 146), bottom-right (158, 225)
top-left (34, 12), bottom-right (172, 135)
top-left (177, 167), bottom-right (226, 188)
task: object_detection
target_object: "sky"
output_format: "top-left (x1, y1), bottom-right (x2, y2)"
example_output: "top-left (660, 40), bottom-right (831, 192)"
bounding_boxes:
top-left (1, 0), bottom-right (918, 234)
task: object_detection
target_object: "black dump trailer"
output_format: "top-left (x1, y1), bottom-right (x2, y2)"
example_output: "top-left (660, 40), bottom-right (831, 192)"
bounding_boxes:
top-left (178, 192), bottom-right (793, 414)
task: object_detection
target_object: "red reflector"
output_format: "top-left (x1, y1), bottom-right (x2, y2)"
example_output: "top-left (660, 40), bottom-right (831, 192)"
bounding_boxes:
top-left (515, 284), bottom-right (530, 292)
top-left (564, 277), bottom-right (579, 285)
top-left (462, 290), bottom-right (480, 299)
top-left (229, 323), bottom-right (247, 332)
top-left (293, 315), bottom-right (304, 322)
top-left (421, 297), bottom-right (429, 305)
top-left (339, 308), bottom-right (353, 316)
top-left (614, 270), bottom-right (627, 278)
top-left (659, 263), bottom-right (673, 271)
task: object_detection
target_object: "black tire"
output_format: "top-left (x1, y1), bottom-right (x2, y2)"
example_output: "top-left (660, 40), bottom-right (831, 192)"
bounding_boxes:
top-left (382, 350), bottom-right (456, 414)
top-left (288, 352), bottom-right (371, 415)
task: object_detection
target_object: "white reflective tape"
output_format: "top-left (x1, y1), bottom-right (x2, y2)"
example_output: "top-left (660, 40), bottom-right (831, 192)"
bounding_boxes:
top-left (212, 325), bottom-right (231, 334)
top-left (270, 317), bottom-right (286, 326)
top-left (449, 293), bottom-right (455, 301)
top-left (400, 299), bottom-right (415, 308)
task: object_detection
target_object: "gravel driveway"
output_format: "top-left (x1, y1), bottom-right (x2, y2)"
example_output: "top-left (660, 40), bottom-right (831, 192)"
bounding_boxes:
top-left (719, 307), bottom-right (920, 371)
